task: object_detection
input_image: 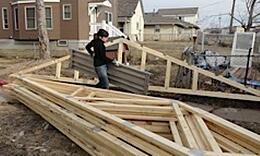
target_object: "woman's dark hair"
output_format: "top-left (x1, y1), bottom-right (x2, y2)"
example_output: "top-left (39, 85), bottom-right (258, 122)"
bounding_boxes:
top-left (97, 29), bottom-right (109, 38)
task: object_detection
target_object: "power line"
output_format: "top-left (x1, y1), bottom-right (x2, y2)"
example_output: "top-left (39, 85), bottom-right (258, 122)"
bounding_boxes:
top-left (200, 0), bottom-right (227, 9)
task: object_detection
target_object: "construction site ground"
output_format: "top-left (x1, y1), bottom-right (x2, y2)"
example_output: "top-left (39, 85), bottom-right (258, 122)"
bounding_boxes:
top-left (0, 41), bottom-right (259, 156)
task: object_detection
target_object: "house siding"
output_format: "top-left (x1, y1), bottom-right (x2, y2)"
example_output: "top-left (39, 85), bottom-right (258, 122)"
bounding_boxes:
top-left (0, 0), bottom-right (119, 41)
top-left (144, 24), bottom-right (194, 41)
top-left (77, 0), bottom-right (89, 40)
top-left (60, 0), bottom-right (78, 40)
top-left (129, 1), bottom-right (144, 41)
top-left (0, 1), bottom-right (13, 39)
top-left (9, 2), bottom-right (60, 40)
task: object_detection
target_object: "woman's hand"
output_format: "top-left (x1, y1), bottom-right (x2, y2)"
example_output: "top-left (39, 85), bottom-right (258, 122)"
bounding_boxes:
top-left (112, 60), bottom-right (120, 67)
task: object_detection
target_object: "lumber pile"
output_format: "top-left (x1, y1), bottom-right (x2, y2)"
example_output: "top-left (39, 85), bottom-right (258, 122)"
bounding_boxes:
top-left (4, 74), bottom-right (260, 156)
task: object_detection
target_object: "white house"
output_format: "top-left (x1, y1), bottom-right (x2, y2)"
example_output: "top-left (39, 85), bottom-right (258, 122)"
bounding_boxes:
top-left (117, 0), bottom-right (144, 41)
top-left (157, 7), bottom-right (199, 25)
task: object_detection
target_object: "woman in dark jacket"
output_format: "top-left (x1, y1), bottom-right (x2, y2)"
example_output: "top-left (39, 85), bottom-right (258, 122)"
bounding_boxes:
top-left (85, 29), bottom-right (118, 89)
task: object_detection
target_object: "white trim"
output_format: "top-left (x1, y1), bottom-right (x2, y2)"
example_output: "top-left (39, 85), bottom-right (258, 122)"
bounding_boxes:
top-left (11, 0), bottom-right (60, 5)
top-left (14, 7), bottom-right (19, 30)
top-left (105, 11), bottom-right (113, 24)
top-left (63, 4), bottom-right (72, 20)
top-left (2, 7), bottom-right (9, 30)
top-left (45, 6), bottom-right (53, 30)
top-left (89, 0), bottom-right (112, 8)
top-left (24, 6), bottom-right (37, 30)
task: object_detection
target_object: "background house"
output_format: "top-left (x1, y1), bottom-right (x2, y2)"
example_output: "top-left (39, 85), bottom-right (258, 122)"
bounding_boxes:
top-left (157, 7), bottom-right (199, 25)
top-left (117, 0), bottom-right (144, 41)
top-left (0, 0), bottom-right (124, 48)
top-left (144, 13), bottom-right (199, 41)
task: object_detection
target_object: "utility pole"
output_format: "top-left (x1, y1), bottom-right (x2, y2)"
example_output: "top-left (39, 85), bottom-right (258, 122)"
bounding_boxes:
top-left (219, 16), bottom-right (222, 28)
top-left (229, 0), bottom-right (236, 34)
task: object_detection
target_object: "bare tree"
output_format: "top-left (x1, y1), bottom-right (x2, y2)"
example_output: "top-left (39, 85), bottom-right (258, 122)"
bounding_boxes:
top-left (36, 0), bottom-right (50, 59)
top-left (231, 0), bottom-right (260, 31)
top-left (245, 0), bottom-right (258, 31)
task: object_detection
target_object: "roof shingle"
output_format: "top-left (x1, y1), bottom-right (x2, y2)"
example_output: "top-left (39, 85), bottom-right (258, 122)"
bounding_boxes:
top-left (158, 7), bottom-right (198, 16)
top-left (144, 13), bottom-right (199, 29)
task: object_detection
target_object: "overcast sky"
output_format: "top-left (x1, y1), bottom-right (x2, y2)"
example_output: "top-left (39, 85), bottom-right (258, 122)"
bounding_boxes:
top-left (142, 0), bottom-right (247, 29)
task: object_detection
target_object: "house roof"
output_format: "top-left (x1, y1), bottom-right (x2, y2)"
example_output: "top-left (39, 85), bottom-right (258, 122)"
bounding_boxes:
top-left (118, 0), bottom-right (144, 22)
top-left (144, 13), bottom-right (199, 29)
top-left (157, 7), bottom-right (199, 16)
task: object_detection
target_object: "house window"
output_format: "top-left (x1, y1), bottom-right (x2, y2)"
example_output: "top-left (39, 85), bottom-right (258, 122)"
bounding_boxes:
top-left (14, 7), bottom-right (19, 30)
top-left (155, 25), bottom-right (160, 32)
top-left (2, 8), bottom-right (9, 29)
top-left (105, 12), bottom-right (112, 24)
top-left (136, 22), bottom-right (139, 30)
top-left (45, 7), bottom-right (52, 29)
top-left (25, 6), bottom-right (36, 30)
top-left (63, 4), bottom-right (72, 20)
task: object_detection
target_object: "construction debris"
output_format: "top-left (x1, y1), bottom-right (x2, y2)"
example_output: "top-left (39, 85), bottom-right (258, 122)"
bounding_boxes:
top-left (71, 49), bottom-right (151, 94)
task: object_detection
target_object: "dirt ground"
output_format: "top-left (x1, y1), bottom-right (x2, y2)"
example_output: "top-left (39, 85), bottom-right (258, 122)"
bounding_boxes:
top-left (0, 42), bottom-right (260, 155)
top-left (0, 91), bottom-right (88, 156)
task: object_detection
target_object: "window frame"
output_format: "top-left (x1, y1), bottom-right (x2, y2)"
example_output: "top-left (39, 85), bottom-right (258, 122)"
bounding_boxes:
top-left (63, 4), bottom-right (72, 20)
top-left (155, 25), bottom-right (160, 33)
top-left (24, 6), bottom-right (37, 30)
top-left (45, 6), bottom-right (53, 29)
top-left (2, 7), bottom-right (9, 30)
top-left (14, 7), bottom-right (19, 30)
top-left (105, 11), bottom-right (113, 24)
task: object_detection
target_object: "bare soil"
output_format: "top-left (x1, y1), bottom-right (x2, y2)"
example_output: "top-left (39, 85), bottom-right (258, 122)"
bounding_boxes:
top-left (0, 90), bottom-right (88, 156)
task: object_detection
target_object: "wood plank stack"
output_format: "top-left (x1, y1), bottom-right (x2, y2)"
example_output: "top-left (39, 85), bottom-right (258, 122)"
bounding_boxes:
top-left (4, 74), bottom-right (260, 156)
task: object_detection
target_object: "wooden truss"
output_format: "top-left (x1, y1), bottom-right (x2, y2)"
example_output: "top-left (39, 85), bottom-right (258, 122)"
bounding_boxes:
top-left (114, 39), bottom-right (260, 102)
top-left (13, 39), bottom-right (260, 102)
top-left (5, 72), bottom-right (260, 155)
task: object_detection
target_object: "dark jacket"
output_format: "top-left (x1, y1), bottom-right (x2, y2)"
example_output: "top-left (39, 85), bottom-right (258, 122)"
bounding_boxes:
top-left (86, 38), bottom-right (113, 67)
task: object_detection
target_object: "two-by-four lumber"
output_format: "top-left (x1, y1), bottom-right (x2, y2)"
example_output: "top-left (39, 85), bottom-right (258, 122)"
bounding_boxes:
top-left (117, 42), bottom-right (124, 64)
top-left (165, 59), bottom-right (172, 89)
top-left (16, 76), bottom-right (192, 156)
top-left (24, 74), bottom-right (97, 87)
top-left (185, 114), bottom-right (207, 150)
top-left (14, 87), bottom-right (172, 156)
top-left (55, 62), bottom-right (62, 78)
top-left (176, 100), bottom-right (260, 154)
top-left (192, 114), bottom-right (222, 152)
top-left (9, 85), bottom-right (143, 156)
top-left (149, 86), bottom-right (260, 102)
top-left (169, 121), bottom-right (183, 145)
top-left (70, 87), bottom-right (84, 96)
top-left (140, 49), bottom-right (147, 71)
top-left (74, 70), bottom-right (79, 81)
top-left (172, 103), bottom-right (197, 148)
top-left (86, 102), bottom-right (176, 116)
top-left (76, 97), bottom-right (171, 106)
top-left (15, 55), bottom-right (71, 75)
top-left (192, 70), bottom-right (198, 91)
top-left (121, 38), bottom-right (260, 96)
top-left (211, 131), bottom-right (254, 154)
top-left (27, 76), bottom-right (161, 100)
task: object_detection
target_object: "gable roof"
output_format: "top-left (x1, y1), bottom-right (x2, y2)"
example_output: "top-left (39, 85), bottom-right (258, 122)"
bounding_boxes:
top-left (158, 7), bottom-right (198, 16)
top-left (118, 0), bottom-right (144, 20)
top-left (144, 13), bottom-right (199, 29)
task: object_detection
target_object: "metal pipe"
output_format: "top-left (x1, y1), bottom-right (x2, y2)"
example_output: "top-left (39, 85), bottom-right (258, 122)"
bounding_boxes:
top-left (244, 48), bottom-right (252, 86)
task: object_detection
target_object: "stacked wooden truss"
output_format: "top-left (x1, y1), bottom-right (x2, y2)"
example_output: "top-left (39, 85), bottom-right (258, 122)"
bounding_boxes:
top-left (5, 73), bottom-right (260, 156)
top-left (3, 40), bottom-right (260, 155)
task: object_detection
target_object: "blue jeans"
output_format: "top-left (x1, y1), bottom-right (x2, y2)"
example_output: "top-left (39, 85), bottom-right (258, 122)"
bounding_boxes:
top-left (95, 64), bottom-right (109, 89)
